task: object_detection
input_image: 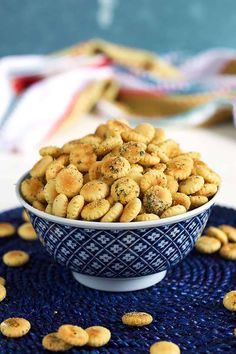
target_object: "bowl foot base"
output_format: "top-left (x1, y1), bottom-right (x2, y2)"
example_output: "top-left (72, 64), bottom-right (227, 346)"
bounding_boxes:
top-left (72, 271), bottom-right (167, 292)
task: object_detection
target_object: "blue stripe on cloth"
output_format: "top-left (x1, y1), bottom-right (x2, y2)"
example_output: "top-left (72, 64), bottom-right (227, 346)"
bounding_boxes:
top-left (114, 65), bottom-right (236, 94)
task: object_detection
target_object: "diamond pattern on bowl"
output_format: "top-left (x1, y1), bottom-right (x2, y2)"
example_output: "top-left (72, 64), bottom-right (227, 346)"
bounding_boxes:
top-left (30, 209), bottom-right (211, 278)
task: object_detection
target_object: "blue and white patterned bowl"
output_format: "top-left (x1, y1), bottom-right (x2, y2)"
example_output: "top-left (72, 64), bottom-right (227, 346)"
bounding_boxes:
top-left (16, 173), bottom-right (218, 292)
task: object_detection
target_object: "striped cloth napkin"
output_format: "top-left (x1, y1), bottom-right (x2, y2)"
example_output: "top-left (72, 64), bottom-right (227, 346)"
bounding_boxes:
top-left (1, 39), bottom-right (236, 153)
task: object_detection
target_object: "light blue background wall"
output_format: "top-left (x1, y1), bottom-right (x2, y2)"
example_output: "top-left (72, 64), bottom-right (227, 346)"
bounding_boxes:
top-left (0, 0), bottom-right (235, 55)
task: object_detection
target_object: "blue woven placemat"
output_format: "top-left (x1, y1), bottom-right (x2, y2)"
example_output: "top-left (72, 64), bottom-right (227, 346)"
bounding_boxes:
top-left (0, 206), bottom-right (236, 354)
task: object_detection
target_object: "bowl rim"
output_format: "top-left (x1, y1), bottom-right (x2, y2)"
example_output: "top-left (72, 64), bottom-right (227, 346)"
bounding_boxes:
top-left (16, 172), bottom-right (219, 230)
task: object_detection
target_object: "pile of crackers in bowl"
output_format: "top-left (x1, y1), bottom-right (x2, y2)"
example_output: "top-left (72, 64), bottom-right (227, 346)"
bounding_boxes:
top-left (20, 119), bottom-right (221, 222)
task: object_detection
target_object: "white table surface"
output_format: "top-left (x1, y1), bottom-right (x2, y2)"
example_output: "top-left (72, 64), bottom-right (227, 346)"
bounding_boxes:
top-left (1, 121), bottom-right (236, 212)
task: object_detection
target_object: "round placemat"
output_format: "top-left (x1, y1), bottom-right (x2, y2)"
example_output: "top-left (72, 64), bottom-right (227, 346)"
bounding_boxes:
top-left (0, 206), bottom-right (236, 354)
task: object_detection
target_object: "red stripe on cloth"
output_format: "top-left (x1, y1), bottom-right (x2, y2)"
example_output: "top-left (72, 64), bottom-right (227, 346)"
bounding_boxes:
top-left (39, 88), bottom-right (83, 145)
top-left (39, 60), bottom-right (113, 144)
top-left (11, 56), bottom-right (111, 95)
top-left (11, 75), bottom-right (44, 94)
top-left (94, 56), bottom-right (113, 67)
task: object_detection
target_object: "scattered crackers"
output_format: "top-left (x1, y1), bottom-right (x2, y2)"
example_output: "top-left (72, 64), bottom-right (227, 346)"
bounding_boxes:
top-left (195, 224), bottom-right (236, 260)
top-left (0, 284), bottom-right (6, 302)
top-left (0, 276), bottom-right (6, 286)
top-left (22, 209), bottom-right (30, 222)
top-left (58, 324), bottom-right (88, 346)
top-left (122, 312), bottom-right (153, 326)
top-left (0, 318), bottom-right (31, 338)
top-left (85, 326), bottom-right (111, 347)
top-left (2, 250), bottom-right (30, 267)
top-left (223, 290), bottom-right (236, 312)
top-left (17, 222), bottom-right (37, 241)
top-left (150, 341), bottom-right (180, 354)
top-left (219, 225), bottom-right (236, 242)
top-left (42, 332), bottom-right (72, 352)
top-left (220, 244), bottom-right (236, 260)
top-left (42, 324), bottom-right (111, 351)
top-left (0, 223), bottom-right (15, 238)
top-left (195, 236), bottom-right (221, 254)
